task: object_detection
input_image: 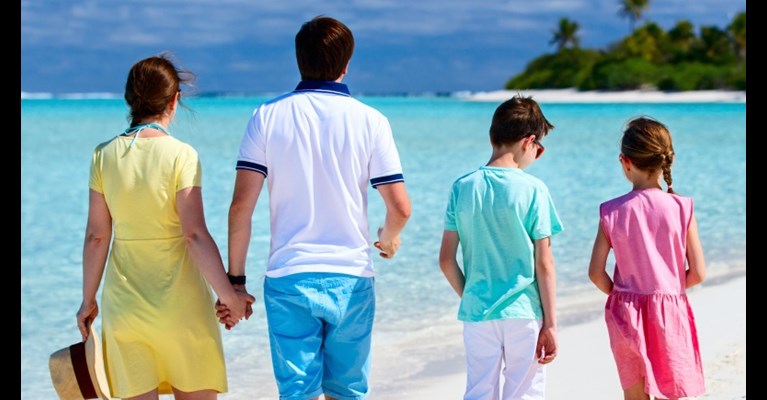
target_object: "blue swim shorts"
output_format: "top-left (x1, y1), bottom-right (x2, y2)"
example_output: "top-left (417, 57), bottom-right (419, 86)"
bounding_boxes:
top-left (263, 272), bottom-right (376, 400)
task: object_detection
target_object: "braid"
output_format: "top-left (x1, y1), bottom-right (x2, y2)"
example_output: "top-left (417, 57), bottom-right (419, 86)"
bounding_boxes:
top-left (662, 152), bottom-right (675, 194)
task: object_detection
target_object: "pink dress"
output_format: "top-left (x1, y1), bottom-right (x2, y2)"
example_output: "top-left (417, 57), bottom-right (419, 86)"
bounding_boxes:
top-left (599, 189), bottom-right (704, 398)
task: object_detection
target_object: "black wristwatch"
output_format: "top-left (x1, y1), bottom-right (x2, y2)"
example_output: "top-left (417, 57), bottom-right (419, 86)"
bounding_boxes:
top-left (227, 274), bottom-right (246, 285)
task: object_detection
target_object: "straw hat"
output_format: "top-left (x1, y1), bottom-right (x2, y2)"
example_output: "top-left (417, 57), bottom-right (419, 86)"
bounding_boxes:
top-left (49, 324), bottom-right (111, 400)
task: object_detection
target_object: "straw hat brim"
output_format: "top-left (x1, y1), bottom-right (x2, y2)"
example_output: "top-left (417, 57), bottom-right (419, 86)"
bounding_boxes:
top-left (49, 324), bottom-right (112, 400)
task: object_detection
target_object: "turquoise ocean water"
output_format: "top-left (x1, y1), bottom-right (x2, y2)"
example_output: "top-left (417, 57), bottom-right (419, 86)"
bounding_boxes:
top-left (21, 96), bottom-right (745, 399)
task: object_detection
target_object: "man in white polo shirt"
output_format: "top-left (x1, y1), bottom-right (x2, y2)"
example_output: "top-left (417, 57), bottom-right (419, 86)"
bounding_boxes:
top-left (219, 15), bottom-right (411, 400)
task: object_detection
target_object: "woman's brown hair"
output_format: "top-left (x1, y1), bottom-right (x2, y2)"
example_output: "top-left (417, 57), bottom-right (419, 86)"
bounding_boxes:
top-left (124, 53), bottom-right (194, 126)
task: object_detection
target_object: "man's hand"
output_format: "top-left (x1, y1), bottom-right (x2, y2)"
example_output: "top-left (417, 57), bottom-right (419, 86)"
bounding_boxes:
top-left (216, 284), bottom-right (255, 330)
top-left (374, 226), bottom-right (401, 259)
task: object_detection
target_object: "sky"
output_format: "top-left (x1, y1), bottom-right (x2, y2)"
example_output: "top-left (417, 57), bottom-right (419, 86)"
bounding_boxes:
top-left (21, 0), bottom-right (746, 95)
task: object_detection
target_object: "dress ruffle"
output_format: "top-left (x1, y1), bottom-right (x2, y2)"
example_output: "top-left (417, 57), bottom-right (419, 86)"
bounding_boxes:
top-left (605, 291), bottom-right (705, 398)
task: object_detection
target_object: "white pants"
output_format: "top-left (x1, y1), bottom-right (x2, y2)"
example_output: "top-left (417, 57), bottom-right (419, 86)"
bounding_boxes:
top-left (463, 319), bottom-right (545, 400)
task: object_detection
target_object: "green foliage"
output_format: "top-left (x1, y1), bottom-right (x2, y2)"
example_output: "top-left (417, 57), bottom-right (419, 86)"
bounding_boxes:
top-left (656, 63), bottom-right (731, 90)
top-left (613, 22), bottom-right (666, 62)
top-left (505, 10), bottom-right (746, 91)
top-left (580, 57), bottom-right (660, 90)
top-left (728, 12), bottom-right (746, 61)
top-left (506, 48), bottom-right (602, 89)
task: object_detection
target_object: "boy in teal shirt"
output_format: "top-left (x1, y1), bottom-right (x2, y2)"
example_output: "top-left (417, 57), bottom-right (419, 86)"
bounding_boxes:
top-left (439, 95), bottom-right (562, 400)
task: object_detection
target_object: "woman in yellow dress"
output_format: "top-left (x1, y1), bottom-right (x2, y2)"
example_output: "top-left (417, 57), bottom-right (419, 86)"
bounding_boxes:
top-left (75, 55), bottom-right (255, 400)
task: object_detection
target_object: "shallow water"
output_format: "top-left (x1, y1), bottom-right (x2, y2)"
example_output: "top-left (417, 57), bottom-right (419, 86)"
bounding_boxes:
top-left (21, 97), bottom-right (745, 399)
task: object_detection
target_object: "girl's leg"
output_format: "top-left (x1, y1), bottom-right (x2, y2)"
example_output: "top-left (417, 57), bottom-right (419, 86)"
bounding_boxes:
top-left (172, 387), bottom-right (217, 400)
top-left (623, 379), bottom-right (649, 400)
top-left (124, 389), bottom-right (160, 400)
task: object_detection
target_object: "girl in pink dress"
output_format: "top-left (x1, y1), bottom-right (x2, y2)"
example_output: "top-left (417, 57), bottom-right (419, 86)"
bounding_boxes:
top-left (588, 116), bottom-right (707, 400)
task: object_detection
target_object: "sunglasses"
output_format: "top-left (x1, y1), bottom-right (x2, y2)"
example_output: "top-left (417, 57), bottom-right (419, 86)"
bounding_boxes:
top-left (531, 136), bottom-right (545, 159)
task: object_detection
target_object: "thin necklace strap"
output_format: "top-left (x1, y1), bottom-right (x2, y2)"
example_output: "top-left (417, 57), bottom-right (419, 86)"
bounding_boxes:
top-left (121, 122), bottom-right (171, 148)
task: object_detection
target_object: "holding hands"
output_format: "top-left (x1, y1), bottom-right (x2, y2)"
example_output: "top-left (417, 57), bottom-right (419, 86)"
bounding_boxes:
top-left (216, 285), bottom-right (255, 330)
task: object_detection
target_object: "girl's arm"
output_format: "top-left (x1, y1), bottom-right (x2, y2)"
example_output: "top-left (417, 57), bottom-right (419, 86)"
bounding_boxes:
top-left (77, 189), bottom-right (112, 341)
top-left (588, 222), bottom-right (614, 295)
top-left (438, 230), bottom-right (465, 297)
top-left (177, 186), bottom-right (254, 324)
top-left (535, 237), bottom-right (557, 364)
top-left (685, 214), bottom-right (706, 288)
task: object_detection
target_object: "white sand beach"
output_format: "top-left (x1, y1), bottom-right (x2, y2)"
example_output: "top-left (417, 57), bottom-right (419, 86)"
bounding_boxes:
top-left (368, 268), bottom-right (747, 399)
top-left (464, 89), bottom-right (747, 103)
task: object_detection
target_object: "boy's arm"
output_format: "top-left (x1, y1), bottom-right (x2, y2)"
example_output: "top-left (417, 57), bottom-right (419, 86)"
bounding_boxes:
top-left (535, 236), bottom-right (557, 364)
top-left (374, 182), bottom-right (411, 259)
top-left (685, 214), bottom-right (706, 288)
top-left (438, 230), bottom-right (464, 297)
top-left (588, 222), bottom-right (614, 295)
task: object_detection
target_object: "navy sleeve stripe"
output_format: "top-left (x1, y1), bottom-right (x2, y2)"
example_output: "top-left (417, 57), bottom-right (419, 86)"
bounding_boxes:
top-left (371, 173), bottom-right (404, 188)
top-left (236, 160), bottom-right (268, 176)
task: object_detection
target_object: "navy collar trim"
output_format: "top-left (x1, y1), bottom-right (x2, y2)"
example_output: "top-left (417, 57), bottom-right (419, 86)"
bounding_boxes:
top-left (294, 80), bottom-right (351, 96)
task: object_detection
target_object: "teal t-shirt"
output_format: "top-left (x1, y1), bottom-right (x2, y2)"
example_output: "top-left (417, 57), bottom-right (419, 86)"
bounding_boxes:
top-left (444, 166), bottom-right (563, 322)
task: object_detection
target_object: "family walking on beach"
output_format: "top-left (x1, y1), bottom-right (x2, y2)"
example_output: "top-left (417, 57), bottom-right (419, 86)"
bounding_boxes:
top-left (63, 14), bottom-right (707, 400)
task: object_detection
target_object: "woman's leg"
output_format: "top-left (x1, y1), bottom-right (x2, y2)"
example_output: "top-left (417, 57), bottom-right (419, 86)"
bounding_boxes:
top-left (172, 387), bottom-right (217, 400)
top-left (124, 389), bottom-right (159, 400)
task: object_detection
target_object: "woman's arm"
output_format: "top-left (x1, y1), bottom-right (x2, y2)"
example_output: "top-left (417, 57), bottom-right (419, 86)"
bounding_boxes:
top-left (588, 223), bottom-right (614, 295)
top-left (177, 186), bottom-right (253, 324)
top-left (77, 189), bottom-right (112, 341)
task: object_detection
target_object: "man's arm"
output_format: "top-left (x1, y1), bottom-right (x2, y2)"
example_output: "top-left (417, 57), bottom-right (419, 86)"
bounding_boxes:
top-left (217, 169), bottom-right (265, 328)
top-left (374, 182), bottom-right (411, 258)
top-left (228, 169), bottom-right (265, 276)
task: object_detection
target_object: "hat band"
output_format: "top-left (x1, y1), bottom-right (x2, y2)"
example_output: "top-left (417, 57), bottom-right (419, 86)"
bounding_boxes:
top-left (69, 342), bottom-right (99, 398)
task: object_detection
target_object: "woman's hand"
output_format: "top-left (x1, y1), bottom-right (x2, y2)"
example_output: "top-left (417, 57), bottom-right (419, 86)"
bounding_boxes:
top-left (76, 300), bottom-right (99, 341)
top-left (216, 285), bottom-right (256, 330)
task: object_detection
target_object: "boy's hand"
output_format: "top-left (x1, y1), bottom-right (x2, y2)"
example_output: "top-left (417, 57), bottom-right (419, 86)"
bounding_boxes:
top-left (536, 324), bottom-right (557, 364)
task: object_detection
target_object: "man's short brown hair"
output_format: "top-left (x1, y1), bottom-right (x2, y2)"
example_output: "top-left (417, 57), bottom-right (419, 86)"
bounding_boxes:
top-left (295, 16), bottom-right (355, 81)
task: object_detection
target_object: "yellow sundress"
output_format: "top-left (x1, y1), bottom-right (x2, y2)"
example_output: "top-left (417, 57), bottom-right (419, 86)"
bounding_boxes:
top-left (89, 133), bottom-right (227, 398)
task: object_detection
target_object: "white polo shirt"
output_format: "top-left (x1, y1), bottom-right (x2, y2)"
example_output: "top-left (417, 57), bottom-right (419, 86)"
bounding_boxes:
top-left (237, 80), bottom-right (404, 278)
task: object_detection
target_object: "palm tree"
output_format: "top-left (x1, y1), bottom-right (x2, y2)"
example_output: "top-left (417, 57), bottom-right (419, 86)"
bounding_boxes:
top-left (618, 0), bottom-right (650, 31)
top-left (727, 11), bottom-right (746, 61)
top-left (550, 18), bottom-right (580, 51)
top-left (667, 20), bottom-right (696, 61)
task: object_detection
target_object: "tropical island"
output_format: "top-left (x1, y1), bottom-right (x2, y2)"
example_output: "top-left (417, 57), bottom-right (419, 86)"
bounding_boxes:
top-left (506, 0), bottom-right (746, 91)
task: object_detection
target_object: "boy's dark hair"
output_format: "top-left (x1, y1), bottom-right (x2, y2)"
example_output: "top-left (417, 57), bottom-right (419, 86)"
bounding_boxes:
top-left (295, 16), bottom-right (355, 81)
top-left (489, 95), bottom-right (554, 147)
